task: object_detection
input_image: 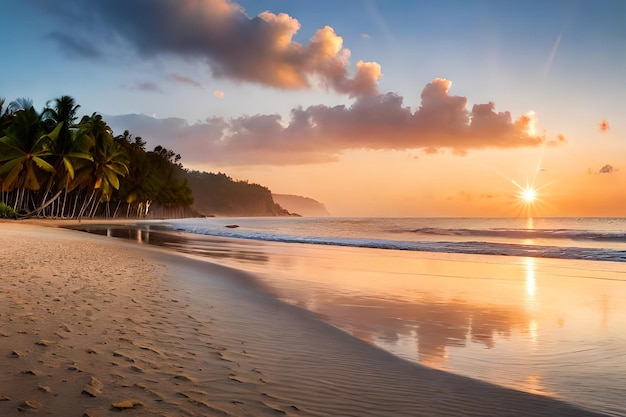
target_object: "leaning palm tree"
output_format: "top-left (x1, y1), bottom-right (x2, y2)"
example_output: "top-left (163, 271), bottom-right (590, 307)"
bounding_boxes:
top-left (0, 107), bottom-right (59, 212)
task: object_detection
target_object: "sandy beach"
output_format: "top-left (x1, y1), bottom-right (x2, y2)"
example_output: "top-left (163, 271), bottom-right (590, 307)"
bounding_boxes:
top-left (0, 222), bottom-right (610, 416)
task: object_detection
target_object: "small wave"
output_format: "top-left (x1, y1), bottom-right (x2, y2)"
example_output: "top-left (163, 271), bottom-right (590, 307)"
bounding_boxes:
top-left (410, 227), bottom-right (626, 242)
top-left (170, 224), bottom-right (626, 263)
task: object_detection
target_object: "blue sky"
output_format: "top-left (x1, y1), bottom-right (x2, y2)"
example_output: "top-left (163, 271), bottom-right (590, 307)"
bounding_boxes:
top-left (1, 1), bottom-right (625, 216)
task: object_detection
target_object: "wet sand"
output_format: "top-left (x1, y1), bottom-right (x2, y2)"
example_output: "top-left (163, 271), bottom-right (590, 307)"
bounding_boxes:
top-left (0, 221), bottom-right (609, 416)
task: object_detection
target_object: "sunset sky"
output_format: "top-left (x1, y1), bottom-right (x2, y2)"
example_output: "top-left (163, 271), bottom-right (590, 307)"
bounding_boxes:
top-left (1, 0), bottom-right (625, 217)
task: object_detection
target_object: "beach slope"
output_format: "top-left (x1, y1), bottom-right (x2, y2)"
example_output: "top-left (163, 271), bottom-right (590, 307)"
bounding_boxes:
top-left (0, 222), bottom-right (608, 416)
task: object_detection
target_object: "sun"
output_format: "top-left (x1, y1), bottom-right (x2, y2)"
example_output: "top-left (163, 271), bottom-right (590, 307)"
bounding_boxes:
top-left (495, 157), bottom-right (556, 217)
top-left (521, 187), bottom-right (537, 203)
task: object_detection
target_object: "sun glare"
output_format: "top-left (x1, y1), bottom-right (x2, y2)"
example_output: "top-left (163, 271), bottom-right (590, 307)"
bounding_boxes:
top-left (521, 187), bottom-right (536, 203)
top-left (499, 169), bottom-right (554, 217)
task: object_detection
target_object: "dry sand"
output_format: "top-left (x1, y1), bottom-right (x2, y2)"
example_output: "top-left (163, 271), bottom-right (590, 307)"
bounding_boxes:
top-left (0, 221), bottom-right (609, 416)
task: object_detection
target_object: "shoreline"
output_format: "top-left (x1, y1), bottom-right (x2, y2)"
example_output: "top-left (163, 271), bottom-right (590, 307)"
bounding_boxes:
top-left (0, 221), bottom-right (610, 416)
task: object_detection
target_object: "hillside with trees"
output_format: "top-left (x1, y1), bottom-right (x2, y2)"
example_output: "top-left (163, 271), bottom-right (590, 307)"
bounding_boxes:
top-left (272, 194), bottom-right (330, 217)
top-left (185, 171), bottom-right (289, 216)
top-left (0, 95), bottom-right (288, 219)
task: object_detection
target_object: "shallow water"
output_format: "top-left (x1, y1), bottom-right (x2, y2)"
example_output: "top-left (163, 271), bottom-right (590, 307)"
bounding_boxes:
top-left (70, 222), bottom-right (626, 416)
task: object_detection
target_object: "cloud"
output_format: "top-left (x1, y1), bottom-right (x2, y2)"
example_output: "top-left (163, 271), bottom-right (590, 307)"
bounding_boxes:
top-left (46, 0), bottom-right (381, 97)
top-left (544, 132), bottom-right (567, 147)
top-left (47, 32), bottom-right (101, 59)
top-left (170, 74), bottom-right (202, 88)
top-left (129, 82), bottom-right (163, 93)
top-left (599, 119), bottom-right (610, 132)
top-left (213, 90), bottom-right (225, 99)
top-left (106, 78), bottom-right (546, 166)
top-left (597, 164), bottom-right (617, 174)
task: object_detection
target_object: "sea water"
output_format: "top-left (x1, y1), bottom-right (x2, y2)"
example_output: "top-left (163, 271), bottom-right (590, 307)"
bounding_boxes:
top-left (75, 217), bottom-right (626, 416)
top-left (165, 217), bottom-right (626, 262)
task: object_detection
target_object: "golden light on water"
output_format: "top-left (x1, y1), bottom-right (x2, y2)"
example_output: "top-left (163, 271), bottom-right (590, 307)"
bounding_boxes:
top-left (525, 257), bottom-right (536, 299)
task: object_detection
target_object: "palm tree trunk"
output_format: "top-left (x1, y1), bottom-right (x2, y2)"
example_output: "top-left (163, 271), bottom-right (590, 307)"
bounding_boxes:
top-left (15, 188), bottom-right (23, 211)
top-left (113, 200), bottom-right (122, 218)
top-left (70, 192), bottom-right (80, 218)
top-left (38, 173), bottom-right (56, 213)
top-left (19, 189), bottom-right (63, 219)
top-left (78, 189), bottom-right (96, 219)
top-left (88, 192), bottom-right (100, 218)
top-left (60, 188), bottom-right (67, 218)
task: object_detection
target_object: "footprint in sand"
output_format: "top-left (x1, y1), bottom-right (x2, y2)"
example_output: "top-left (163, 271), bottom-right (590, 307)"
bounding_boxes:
top-left (82, 376), bottom-right (104, 397)
top-left (18, 400), bottom-right (42, 411)
top-left (36, 339), bottom-right (56, 347)
top-left (38, 385), bottom-right (52, 393)
top-left (21, 369), bottom-right (43, 376)
top-left (111, 399), bottom-right (143, 410)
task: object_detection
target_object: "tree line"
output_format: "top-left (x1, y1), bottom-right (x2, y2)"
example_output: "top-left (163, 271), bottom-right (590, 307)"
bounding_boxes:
top-left (0, 95), bottom-right (193, 219)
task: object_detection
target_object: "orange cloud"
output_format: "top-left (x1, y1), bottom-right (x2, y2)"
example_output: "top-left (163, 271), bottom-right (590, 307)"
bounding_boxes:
top-left (107, 79), bottom-right (546, 166)
top-left (213, 90), bottom-right (225, 99)
top-left (599, 119), bottom-right (610, 132)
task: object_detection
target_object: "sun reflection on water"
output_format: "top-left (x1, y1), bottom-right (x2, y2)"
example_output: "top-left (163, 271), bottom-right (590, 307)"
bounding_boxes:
top-left (524, 373), bottom-right (552, 397)
top-left (524, 257), bottom-right (538, 345)
top-left (528, 319), bottom-right (538, 345)
top-left (525, 257), bottom-right (536, 299)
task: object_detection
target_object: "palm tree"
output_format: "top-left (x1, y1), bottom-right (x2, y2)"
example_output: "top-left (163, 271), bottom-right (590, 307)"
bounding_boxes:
top-left (0, 96), bottom-right (194, 218)
top-left (0, 107), bottom-right (59, 211)
top-left (35, 101), bottom-right (94, 215)
top-left (114, 130), bottom-right (150, 216)
top-left (94, 136), bottom-right (129, 199)
top-left (42, 95), bottom-right (80, 135)
top-left (0, 98), bottom-right (13, 137)
top-left (7, 97), bottom-right (34, 113)
top-left (42, 126), bottom-right (95, 217)
top-left (79, 113), bottom-right (113, 148)
top-left (77, 123), bottom-right (129, 217)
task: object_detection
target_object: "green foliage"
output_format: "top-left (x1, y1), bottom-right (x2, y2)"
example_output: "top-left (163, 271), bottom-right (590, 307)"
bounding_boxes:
top-left (0, 202), bottom-right (16, 218)
top-left (0, 95), bottom-right (194, 218)
top-left (0, 107), bottom-right (57, 191)
top-left (185, 171), bottom-right (281, 216)
top-left (0, 94), bottom-right (279, 219)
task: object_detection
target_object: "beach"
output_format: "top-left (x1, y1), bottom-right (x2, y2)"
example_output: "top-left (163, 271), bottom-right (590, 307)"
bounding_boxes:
top-left (0, 221), bottom-right (612, 416)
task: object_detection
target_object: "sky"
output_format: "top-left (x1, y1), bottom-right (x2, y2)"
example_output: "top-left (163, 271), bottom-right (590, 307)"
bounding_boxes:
top-left (1, 0), bottom-right (625, 217)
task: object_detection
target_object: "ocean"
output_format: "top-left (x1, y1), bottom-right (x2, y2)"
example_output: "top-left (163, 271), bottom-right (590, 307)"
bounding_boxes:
top-left (73, 217), bottom-right (626, 416)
